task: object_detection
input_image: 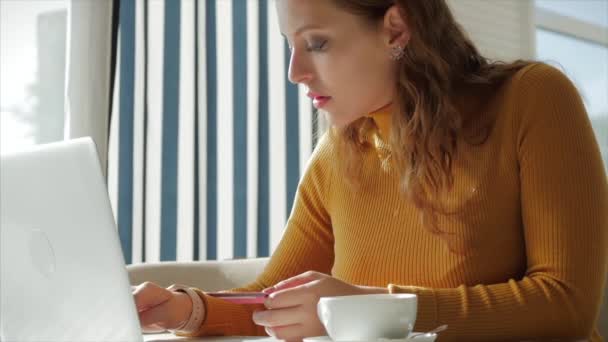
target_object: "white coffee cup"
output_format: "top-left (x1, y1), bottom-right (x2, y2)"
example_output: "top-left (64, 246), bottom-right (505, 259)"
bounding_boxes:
top-left (317, 294), bottom-right (417, 341)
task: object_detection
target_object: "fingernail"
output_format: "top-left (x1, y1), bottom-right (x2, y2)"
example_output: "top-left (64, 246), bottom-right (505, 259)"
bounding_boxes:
top-left (262, 287), bottom-right (273, 294)
top-left (252, 311), bottom-right (266, 323)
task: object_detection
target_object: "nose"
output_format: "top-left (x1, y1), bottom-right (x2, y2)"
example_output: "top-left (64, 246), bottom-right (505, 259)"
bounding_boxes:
top-left (287, 48), bottom-right (313, 85)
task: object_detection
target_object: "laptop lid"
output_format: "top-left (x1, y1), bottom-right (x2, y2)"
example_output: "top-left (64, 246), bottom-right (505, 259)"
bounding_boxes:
top-left (1, 137), bottom-right (143, 342)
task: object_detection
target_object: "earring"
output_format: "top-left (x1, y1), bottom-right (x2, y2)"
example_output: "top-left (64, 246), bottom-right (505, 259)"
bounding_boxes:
top-left (390, 45), bottom-right (405, 60)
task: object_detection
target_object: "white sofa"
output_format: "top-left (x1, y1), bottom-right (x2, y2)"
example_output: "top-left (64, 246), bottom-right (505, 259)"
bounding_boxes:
top-left (127, 259), bottom-right (607, 338)
top-left (127, 257), bottom-right (269, 292)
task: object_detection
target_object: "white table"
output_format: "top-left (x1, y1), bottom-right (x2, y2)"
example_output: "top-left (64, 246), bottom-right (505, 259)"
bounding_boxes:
top-left (143, 333), bottom-right (437, 342)
top-left (143, 334), bottom-right (277, 342)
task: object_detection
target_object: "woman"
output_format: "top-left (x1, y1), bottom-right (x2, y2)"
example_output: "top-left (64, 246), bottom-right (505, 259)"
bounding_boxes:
top-left (132, 0), bottom-right (608, 340)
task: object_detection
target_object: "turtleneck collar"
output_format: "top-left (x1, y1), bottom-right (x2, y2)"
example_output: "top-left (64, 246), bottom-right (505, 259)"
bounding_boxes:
top-left (366, 90), bottom-right (485, 144)
top-left (367, 102), bottom-right (395, 142)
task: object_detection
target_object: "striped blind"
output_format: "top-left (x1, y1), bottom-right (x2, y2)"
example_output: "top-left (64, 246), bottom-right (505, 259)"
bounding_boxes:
top-left (108, 0), bottom-right (324, 263)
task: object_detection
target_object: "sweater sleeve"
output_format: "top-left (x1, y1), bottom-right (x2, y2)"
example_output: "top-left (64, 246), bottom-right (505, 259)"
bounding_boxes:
top-left (389, 64), bottom-right (608, 341)
top-left (177, 133), bottom-right (336, 337)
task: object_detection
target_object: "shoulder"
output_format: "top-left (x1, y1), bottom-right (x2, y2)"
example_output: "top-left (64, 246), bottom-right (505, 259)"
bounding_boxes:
top-left (513, 62), bottom-right (568, 81)
top-left (508, 62), bottom-right (582, 105)
top-left (500, 62), bottom-right (587, 127)
top-left (504, 63), bottom-right (594, 157)
top-left (300, 130), bottom-right (337, 187)
top-left (310, 130), bottom-right (337, 163)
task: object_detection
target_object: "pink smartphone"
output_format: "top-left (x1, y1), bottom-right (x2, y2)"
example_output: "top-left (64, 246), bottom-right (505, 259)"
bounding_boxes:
top-left (206, 292), bottom-right (269, 304)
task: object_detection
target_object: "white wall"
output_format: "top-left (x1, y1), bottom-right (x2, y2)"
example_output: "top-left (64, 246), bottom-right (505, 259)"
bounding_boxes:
top-left (447, 0), bottom-right (535, 61)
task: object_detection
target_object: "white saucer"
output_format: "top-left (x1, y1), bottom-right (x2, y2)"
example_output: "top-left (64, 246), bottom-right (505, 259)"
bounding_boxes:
top-left (303, 333), bottom-right (437, 342)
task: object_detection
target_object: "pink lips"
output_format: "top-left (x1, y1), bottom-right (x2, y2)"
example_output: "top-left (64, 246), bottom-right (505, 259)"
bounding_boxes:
top-left (307, 91), bottom-right (332, 109)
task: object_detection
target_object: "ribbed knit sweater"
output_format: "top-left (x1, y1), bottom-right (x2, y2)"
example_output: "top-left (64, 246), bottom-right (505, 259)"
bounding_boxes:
top-left (183, 63), bottom-right (608, 341)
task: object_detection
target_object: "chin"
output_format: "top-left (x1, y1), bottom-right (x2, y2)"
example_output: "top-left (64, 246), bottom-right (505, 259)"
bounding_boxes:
top-left (322, 110), bottom-right (358, 129)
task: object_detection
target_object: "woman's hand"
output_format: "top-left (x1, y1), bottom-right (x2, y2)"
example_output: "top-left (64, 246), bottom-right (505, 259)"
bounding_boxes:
top-left (253, 271), bottom-right (388, 341)
top-left (132, 282), bottom-right (194, 333)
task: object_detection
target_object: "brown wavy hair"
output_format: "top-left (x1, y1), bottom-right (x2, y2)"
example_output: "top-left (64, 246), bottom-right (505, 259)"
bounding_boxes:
top-left (328, 0), bottom-right (533, 238)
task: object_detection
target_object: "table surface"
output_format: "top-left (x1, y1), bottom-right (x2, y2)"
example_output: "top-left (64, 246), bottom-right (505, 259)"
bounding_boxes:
top-left (143, 334), bottom-right (277, 342)
top-left (142, 333), bottom-right (437, 342)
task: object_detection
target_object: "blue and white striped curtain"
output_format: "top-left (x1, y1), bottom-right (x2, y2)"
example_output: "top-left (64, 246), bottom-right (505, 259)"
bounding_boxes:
top-left (108, 0), bottom-right (327, 264)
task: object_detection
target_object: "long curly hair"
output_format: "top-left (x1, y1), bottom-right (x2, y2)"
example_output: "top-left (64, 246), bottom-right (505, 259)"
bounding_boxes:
top-left (328, 0), bottom-right (533, 237)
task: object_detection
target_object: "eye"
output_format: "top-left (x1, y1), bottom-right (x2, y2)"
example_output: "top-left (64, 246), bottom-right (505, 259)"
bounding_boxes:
top-left (306, 39), bottom-right (327, 52)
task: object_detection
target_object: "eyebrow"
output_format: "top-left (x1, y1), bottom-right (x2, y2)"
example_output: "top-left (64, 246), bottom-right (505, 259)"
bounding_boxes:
top-left (280, 24), bottom-right (323, 39)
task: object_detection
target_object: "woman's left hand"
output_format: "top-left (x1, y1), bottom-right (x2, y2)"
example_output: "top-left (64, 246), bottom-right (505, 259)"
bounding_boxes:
top-left (252, 271), bottom-right (387, 341)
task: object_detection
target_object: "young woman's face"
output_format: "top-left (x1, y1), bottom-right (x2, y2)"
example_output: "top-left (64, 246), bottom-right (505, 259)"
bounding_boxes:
top-left (276, 0), bottom-right (398, 128)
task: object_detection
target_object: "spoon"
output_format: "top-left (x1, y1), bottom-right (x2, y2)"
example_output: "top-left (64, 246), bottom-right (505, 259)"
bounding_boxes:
top-left (408, 324), bottom-right (448, 338)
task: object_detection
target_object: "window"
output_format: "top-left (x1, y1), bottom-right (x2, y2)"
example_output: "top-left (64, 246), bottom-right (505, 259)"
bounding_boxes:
top-left (536, 0), bottom-right (608, 27)
top-left (0, 0), bottom-right (68, 154)
top-left (535, 0), bottom-right (608, 170)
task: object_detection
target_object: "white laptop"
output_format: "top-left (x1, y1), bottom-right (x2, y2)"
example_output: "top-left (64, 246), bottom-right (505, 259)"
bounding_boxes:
top-left (1, 137), bottom-right (143, 342)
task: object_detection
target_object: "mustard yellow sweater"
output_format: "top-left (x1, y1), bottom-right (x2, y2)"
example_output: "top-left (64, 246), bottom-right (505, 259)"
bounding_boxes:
top-left (185, 63), bottom-right (608, 341)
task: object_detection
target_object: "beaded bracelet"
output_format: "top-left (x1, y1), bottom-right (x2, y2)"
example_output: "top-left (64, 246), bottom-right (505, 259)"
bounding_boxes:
top-left (166, 284), bottom-right (205, 335)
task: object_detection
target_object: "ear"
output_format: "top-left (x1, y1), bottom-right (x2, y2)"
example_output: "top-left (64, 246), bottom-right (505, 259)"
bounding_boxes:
top-left (383, 5), bottom-right (410, 48)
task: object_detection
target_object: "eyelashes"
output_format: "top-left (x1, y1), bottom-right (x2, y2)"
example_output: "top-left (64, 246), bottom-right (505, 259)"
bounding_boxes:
top-left (306, 40), bottom-right (328, 52)
top-left (286, 39), bottom-right (328, 52)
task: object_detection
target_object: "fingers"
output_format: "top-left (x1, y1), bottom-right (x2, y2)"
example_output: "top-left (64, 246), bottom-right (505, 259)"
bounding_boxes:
top-left (140, 323), bottom-right (170, 334)
top-left (253, 306), bottom-right (306, 327)
top-left (254, 272), bottom-right (333, 341)
top-left (255, 307), bottom-right (324, 341)
top-left (263, 271), bottom-right (325, 294)
top-left (265, 279), bottom-right (321, 309)
top-left (138, 291), bottom-right (193, 334)
top-left (265, 320), bottom-right (326, 340)
top-left (138, 300), bottom-right (172, 330)
top-left (132, 282), bottom-right (173, 312)
top-left (138, 294), bottom-right (187, 331)
top-left (265, 324), bottom-right (306, 341)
